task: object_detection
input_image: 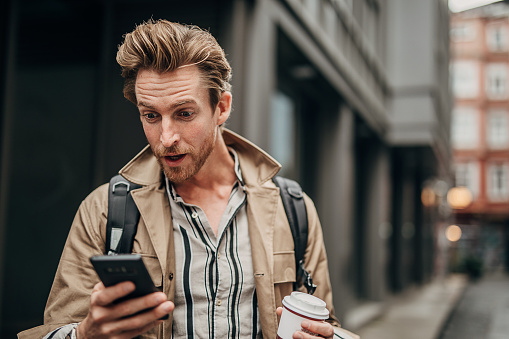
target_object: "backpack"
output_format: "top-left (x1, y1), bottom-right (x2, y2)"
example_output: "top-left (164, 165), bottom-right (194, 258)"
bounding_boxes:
top-left (105, 174), bottom-right (316, 294)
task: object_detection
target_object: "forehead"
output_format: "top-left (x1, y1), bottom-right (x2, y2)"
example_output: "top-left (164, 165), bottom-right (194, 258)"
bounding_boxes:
top-left (134, 66), bottom-right (207, 103)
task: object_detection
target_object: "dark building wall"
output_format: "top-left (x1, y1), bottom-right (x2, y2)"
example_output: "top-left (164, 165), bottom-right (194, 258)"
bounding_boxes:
top-left (389, 147), bottom-right (438, 292)
top-left (0, 1), bottom-right (233, 336)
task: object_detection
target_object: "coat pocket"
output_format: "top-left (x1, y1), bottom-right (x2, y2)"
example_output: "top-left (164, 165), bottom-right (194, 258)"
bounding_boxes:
top-left (273, 251), bottom-right (296, 283)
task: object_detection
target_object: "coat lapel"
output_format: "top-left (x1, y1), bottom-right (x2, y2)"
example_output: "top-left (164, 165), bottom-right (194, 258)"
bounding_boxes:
top-left (131, 185), bottom-right (171, 276)
top-left (246, 184), bottom-right (280, 339)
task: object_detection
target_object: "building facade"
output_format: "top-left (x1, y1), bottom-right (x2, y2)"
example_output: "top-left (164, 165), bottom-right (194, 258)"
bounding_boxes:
top-left (0, 0), bottom-right (452, 336)
top-left (450, 2), bottom-right (509, 274)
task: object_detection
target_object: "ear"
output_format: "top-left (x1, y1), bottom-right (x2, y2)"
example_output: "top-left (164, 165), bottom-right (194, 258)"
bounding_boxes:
top-left (215, 91), bottom-right (232, 126)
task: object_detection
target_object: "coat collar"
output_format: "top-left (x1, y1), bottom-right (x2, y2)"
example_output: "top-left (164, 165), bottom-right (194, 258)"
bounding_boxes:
top-left (118, 128), bottom-right (281, 187)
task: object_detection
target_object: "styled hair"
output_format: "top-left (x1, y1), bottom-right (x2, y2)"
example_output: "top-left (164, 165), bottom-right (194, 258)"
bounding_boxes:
top-left (116, 19), bottom-right (232, 109)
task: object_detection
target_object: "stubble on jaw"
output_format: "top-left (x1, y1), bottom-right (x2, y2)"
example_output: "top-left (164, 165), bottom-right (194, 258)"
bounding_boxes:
top-left (152, 128), bottom-right (217, 184)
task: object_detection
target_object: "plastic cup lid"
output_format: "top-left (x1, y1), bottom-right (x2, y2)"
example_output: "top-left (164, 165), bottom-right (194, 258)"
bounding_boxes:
top-left (282, 292), bottom-right (329, 320)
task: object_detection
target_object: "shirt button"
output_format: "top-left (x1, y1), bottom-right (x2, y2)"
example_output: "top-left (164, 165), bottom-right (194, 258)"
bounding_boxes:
top-left (169, 273), bottom-right (174, 280)
top-left (217, 299), bottom-right (222, 306)
top-left (191, 212), bottom-right (198, 219)
top-left (217, 253), bottom-right (221, 259)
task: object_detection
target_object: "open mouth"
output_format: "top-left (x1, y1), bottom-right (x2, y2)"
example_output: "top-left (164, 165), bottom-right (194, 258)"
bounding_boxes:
top-left (166, 154), bottom-right (185, 161)
top-left (163, 154), bottom-right (187, 167)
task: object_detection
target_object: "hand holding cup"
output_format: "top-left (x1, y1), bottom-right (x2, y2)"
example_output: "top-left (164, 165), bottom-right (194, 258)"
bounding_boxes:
top-left (276, 292), bottom-right (333, 339)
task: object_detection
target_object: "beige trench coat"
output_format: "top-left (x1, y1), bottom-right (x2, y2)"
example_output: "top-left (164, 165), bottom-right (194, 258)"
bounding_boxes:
top-left (19, 129), bottom-right (358, 339)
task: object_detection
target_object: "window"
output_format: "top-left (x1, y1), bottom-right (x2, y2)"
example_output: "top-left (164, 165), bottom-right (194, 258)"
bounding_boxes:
top-left (486, 23), bottom-right (507, 51)
top-left (455, 162), bottom-right (479, 199)
top-left (485, 63), bottom-right (508, 100)
top-left (486, 163), bottom-right (509, 201)
top-left (270, 91), bottom-right (296, 178)
top-left (486, 110), bottom-right (509, 149)
top-left (451, 22), bottom-right (476, 42)
top-left (451, 107), bottom-right (480, 149)
top-left (451, 61), bottom-right (479, 98)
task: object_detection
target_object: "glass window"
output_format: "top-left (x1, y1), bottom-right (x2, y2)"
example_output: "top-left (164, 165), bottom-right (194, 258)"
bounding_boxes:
top-left (451, 107), bottom-right (480, 149)
top-left (455, 162), bottom-right (479, 198)
top-left (451, 22), bottom-right (476, 42)
top-left (451, 61), bottom-right (479, 98)
top-left (485, 63), bottom-right (508, 100)
top-left (486, 163), bottom-right (509, 201)
top-left (486, 23), bottom-right (507, 51)
top-left (486, 110), bottom-right (509, 149)
top-left (270, 91), bottom-right (296, 177)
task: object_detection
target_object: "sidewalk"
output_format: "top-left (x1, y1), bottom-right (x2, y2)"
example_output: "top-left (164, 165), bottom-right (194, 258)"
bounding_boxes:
top-left (354, 274), bottom-right (468, 339)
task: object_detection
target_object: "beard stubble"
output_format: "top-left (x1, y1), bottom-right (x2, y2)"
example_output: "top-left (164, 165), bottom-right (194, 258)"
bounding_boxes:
top-left (152, 128), bottom-right (217, 184)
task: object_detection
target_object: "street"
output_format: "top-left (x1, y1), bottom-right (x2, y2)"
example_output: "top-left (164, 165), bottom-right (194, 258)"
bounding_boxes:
top-left (438, 270), bottom-right (509, 339)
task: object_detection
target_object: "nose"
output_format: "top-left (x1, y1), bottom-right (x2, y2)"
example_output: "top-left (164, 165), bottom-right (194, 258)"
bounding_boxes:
top-left (160, 118), bottom-right (181, 147)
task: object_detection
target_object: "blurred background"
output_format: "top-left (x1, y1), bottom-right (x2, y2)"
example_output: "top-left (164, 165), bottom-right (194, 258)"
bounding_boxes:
top-left (1, 0), bottom-right (508, 338)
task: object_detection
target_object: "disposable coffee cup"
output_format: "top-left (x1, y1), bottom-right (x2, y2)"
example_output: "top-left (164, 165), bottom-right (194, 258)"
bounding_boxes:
top-left (277, 292), bottom-right (329, 339)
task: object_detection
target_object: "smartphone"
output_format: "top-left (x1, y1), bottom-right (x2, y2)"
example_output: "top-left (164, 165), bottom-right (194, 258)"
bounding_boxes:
top-left (90, 254), bottom-right (169, 319)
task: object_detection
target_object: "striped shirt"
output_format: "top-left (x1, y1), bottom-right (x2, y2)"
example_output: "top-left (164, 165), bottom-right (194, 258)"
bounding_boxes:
top-left (167, 149), bottom-right (261, 339)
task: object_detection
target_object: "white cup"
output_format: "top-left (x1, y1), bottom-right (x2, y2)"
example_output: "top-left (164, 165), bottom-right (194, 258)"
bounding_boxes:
top-left (277, 292), bottom-right (330, 339)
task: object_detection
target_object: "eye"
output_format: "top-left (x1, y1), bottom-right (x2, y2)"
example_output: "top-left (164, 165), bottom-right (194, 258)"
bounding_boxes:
top-left (142, 112), bottom-right (160, 122)
top-left (178, 111), bottom-right (194, 119)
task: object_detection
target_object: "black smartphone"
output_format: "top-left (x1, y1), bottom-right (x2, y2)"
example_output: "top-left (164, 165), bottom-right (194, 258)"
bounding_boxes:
top-left (90, 254), bottom-right (169, 319)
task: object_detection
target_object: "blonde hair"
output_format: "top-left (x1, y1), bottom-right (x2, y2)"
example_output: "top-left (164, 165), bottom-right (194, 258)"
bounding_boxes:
top-left (117, 19), bottom-right (232, 109)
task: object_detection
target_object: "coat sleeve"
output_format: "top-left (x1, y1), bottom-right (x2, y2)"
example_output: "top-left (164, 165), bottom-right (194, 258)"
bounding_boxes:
top-left (18, 184), bottom-right (109, 338)
top-left (302, 194), bottom-right (360, 339)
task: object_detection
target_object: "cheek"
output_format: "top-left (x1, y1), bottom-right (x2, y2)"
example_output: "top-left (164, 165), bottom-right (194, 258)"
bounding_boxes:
top-left (187, 121), bottom-right (215, 142)
top-left (142, 123), bottom-right (159, 143)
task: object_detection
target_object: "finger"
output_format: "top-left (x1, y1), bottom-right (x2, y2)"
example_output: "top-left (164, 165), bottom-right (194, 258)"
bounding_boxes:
top-left (276, 307), bottom-right (283, 317)
top-left (294, 330), bottom-right (326, 339)
top-left (92, 281), bottom-right (136, 307)
top-left (111, 292), bottom-right (169, 319)
top-left (92, 282), bottom-right (105, 293)
top-left (300, 320), bottom-right (335, 338)
top-left (107, 300), bottom-right (174, 333)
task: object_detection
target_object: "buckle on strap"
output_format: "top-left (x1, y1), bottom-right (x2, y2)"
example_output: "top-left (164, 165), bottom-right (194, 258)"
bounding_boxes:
top-left (112, 181), bottom-right (131, 193)
top-left (297, 260), bottom-right (317, 295)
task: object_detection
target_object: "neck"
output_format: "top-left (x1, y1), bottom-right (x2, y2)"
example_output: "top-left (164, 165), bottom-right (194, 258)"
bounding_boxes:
top-left (174, 132), bottom-right (236, 196)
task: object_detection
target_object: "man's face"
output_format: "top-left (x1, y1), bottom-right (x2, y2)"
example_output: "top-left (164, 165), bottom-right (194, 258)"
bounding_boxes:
top-left (135, 66), bottom-right (230, 183)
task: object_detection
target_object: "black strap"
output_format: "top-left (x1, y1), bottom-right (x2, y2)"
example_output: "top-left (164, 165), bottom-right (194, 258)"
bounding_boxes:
top-left (273, 176), bottom-right (316, 294)
top-left (106, 174), bottom-right (142, 255)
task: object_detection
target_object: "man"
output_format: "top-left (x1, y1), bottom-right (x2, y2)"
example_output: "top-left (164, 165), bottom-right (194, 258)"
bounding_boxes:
top-left (18, 19), bottom-right (359, 339)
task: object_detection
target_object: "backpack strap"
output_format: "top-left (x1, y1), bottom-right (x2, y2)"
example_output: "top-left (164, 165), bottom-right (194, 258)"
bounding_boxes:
top-left (273, 176), bottom-right (316, 294)
top-left (106, 174), bottom-right (142, 255)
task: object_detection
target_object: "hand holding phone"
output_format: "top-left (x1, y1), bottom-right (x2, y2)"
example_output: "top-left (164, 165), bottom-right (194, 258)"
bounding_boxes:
top-left (76, 255), bottom-right (175, 339)
top-left (77, 254), bottom-right (173, 339)
top-left (90, 254), bottom-right (169, 319)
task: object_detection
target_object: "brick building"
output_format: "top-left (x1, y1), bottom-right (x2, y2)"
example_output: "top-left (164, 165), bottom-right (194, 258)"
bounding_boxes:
top-left (450, 2), bottom-right (509, 273)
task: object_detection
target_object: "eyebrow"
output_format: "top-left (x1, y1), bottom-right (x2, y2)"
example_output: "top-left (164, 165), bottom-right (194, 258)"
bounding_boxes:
top-left (137, 99), bottom-right (197, 110)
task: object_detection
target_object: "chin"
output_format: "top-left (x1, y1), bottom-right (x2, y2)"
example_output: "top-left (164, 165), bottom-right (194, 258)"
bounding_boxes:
top-left (162, 165), bottom-right (197, 184)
